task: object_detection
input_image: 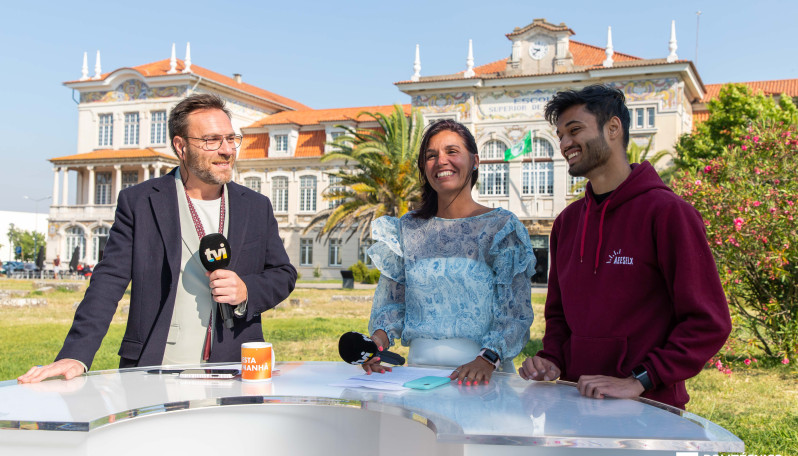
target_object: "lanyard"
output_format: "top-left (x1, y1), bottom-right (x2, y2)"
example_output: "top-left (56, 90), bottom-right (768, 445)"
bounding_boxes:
top-left (183, 184), bottom-right (226, 361)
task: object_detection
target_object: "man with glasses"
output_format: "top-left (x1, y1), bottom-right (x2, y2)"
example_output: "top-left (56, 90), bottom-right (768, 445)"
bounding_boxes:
top-left (19, 93), bottom-right (297, 383)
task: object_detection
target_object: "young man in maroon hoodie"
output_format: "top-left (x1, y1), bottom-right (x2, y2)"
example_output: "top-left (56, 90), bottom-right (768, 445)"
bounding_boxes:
top-left (518, 85), bottom-right (731, 409)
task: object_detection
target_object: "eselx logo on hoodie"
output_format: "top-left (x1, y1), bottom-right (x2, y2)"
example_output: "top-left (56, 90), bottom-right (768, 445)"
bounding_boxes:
top-left (606, 249), bottom-right (634, 265)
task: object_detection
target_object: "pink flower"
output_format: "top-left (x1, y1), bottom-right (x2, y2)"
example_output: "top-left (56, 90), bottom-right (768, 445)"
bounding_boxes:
top-left (704, 165), bottom-right (712, 173)
top-left (770, 207), bottom-right (777, 214)
top-left (753, 136), bottom-right (760, 143)
top-left (753, 201), bottom-right (761, 207)
top-left (733, 217), bottom-right (744, 231)
top-left (742, 145), bottom-right (748, 151)
top-left (715, 360), bottom-right (723, 369)
top-left (744, 359), bottom-right (751, 365)
top-left (783, 358), bottom-right (790, 365)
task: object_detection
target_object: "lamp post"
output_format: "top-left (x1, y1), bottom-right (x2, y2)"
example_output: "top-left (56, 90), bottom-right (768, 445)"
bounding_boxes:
top-left (23, 195), bottom-right (51, 263)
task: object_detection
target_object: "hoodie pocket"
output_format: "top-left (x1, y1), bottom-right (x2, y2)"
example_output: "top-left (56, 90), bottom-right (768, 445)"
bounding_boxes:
top-left (566, 335), bottom-right (627, 379)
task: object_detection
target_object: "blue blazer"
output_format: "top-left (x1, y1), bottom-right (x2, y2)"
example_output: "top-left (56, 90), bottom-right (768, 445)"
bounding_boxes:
top-left (57, 168), bottom-right (297, 368)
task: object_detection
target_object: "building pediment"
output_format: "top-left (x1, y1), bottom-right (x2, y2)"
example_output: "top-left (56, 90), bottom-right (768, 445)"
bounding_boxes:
top-left (506, 18), bottom-right (575, 76)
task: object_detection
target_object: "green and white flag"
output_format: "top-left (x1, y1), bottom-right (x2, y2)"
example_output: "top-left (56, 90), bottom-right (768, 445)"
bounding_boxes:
top-left (504, 131), bottom-right (532, 161)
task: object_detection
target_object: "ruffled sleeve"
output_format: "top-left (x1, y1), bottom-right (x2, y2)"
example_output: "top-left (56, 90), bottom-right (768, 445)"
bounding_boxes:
top-left (482, 213), bottom-right (536, 361)
top-left (367, 216), bottom-right (405, 284)
top-left (367, 216), bottom-right (406, 346)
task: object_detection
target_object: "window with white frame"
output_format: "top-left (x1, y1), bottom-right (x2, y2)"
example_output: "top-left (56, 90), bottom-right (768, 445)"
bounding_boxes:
top-left (244, 177), bottom-right (262, 193)
top-left (300, 239), bottom-right (313, 266)
top-left (66, 226), bottom-right (86, 263)
top-left (523, 138), bottom-right (555, 195)
top-left (98, 114), bottom-right (113, 147)
top-left (522, 162), bottom-right (554, 195)
top-left (327, 174), bottom-right (344, 209)
top-left (632, 107), bottom-right (656, 130)
top-left (479, 140), bottom-right (509, 196)
top-left (328, 239), bottom-right (343, 266)
top-left (275, 135), bottom-right (288, 152)
top-left (272, 176), bottom-right (288, 213)
top-left (330, 131), bottom-right (345, 141)
top-left (299, 176), bottom-right (317, 212)
top-left (150, 110), bottom-right (167, 144)
top-left (569, 175), bottom-right (586, 194)
top-left (124, 113), bottom-right (139, 146)
top-left (122, 171), bottom-right (138, 189)
top-left (95, 172), bottom-right (112, 204)
top-left (92, 226), bottom-right (109, 263)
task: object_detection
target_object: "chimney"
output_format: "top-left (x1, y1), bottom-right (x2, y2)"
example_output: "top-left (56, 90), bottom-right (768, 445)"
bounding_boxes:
top-left (233, 73), bottom-right (242, 84)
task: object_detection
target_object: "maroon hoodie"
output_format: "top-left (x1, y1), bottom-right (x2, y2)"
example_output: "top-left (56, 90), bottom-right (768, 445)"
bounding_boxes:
top-left (538, 161), bottom-right (731, 409)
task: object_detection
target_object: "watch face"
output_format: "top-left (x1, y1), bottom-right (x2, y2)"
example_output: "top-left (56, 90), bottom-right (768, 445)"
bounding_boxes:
top-left (528, 40), bottom-right (548, 60)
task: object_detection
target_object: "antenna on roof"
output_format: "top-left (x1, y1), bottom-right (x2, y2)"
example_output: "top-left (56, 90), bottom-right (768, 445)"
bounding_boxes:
top-left (93, 50), bottom-right (102, 80)
top-left (411, 44), bottom-right (421, 82)
top-left (183, 42), bottom-right (192, 73)
top-left (168, 43), bottom-right (178, 74)
top-left (464, 39), bottom-right (475, 78)
top-left (80, 52), bottom-right (89, 81)
top-left (666, 20), bottom-right (678, 63)
top-left (603, 27), bottom-right (614, 68)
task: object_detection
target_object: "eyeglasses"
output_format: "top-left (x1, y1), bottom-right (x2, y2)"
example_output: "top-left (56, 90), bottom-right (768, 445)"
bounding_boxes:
top-left (184, 134), bottom-right (243, 151)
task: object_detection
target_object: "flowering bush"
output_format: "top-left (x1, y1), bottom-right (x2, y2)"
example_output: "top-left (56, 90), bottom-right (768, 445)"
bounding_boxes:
top-left (672, 122), bottom-right (798, 361)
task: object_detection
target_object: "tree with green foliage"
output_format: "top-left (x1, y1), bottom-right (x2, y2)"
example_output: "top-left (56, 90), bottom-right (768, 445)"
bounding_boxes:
top-left (671, 122), bottom-right (798, 361)
top-left (6, 224), bottom-right (45, 261)
top-left (304, 105), bottom-right (424, 242)
top-left (675, 83), bottom-right (798, 170)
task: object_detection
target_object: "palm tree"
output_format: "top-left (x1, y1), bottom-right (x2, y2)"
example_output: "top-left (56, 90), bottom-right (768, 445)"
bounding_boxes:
top-left (304, 104), bottom-right (424, 242)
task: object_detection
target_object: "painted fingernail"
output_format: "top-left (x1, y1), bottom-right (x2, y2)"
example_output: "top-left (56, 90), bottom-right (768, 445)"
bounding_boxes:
top-left (458, 380), bottom-right (462, 385)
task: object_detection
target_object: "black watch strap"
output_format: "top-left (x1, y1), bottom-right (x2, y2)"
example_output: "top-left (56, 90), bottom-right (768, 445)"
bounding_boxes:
top-left (631, 365), bottom-right (653, 391)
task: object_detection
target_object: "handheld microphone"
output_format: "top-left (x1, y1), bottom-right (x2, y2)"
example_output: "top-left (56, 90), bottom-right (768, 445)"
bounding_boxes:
top-left (338, 331), bottom-right (406, 366)
top-left (198, 233), bottom-right (235, 329)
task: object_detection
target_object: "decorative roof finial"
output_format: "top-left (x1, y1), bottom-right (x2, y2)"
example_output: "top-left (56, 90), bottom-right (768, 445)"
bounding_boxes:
top-left (93, 50), bottom-right (102, 80)
top-left (183, 42), bottom-right (192, 73)
top-left (411, 44), bottom-right (421, 82)
top-left (464, 39), bottom-right (475, 78)
top-left (667, 20), bottom-right (678, 63)
top-left (603, 26), bottom-right (614, 68)
top-left (80, 52), bottom-right (89, 81)
top-left (168, 43), bottom-right (178, 74)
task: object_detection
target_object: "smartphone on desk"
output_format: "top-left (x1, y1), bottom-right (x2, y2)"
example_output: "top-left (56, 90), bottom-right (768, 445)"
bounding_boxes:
top-left (403, 376), bottom-right (452, 390)
top-left (178, 369), bottom-right (239, 379)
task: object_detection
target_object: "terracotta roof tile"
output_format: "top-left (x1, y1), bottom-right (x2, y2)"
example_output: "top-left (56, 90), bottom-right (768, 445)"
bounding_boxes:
top-left (701, 79), bottom-right (798, 103)
top-left (247, 104), bottom-right (412, 128)
top-left (569, 40), bottom-right (640, 66)
top-left (50, 148), bottom-right (178, 162)
top-left (693, 111), bottom-right (710, 129)
top-left (295, 131), bottom-right (326, 157)
top-left (65, 59), bottom-right (310, 111)
top-left (238, 133), bottom-right (269, 159)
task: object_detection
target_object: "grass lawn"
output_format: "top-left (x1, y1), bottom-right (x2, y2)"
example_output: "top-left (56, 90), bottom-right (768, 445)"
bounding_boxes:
top-left (1, 279), bottom-right (795, 454)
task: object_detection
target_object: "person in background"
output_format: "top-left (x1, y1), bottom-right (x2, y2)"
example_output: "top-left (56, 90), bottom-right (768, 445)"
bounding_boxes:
top-left (53, 255), bottom-right (61, 280)
top-left (518, 85), bottom-right (731, 409)
top-left (364, 119), bottom-right (536, 386)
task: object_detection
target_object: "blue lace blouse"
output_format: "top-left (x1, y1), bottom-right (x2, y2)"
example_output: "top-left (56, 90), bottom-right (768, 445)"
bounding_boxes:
top-left (367, 208), bottom-right (536, 362)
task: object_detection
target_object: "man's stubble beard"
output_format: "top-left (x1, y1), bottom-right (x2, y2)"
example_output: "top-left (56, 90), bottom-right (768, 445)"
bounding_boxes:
top-left (183, 145), bottom-right (234, 186)
top-left (567, 132), bottom-right (613, 178)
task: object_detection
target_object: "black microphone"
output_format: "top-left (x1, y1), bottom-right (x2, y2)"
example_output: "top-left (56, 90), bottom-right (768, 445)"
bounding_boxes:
top-left (198, 233), bottom-right (235, 329)
top-left (338, 331), bottom-right (405, 366)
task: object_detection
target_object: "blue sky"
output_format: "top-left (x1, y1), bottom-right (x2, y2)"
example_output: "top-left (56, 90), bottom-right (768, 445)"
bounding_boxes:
top-left (1, 0), bottom-right (796, 212)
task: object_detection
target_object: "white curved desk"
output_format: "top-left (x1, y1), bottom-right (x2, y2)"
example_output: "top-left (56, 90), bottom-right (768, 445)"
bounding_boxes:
top-left (0, 362), bottom-right (743, 455)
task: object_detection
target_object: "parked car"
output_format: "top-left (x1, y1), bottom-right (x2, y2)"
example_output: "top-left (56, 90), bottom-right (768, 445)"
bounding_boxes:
top-left (1, 261), bottom-right (25, 275)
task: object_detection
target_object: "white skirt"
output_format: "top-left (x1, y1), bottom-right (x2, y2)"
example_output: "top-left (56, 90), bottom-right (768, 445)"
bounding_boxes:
top-left (408, 338), bottom-right (515, 372)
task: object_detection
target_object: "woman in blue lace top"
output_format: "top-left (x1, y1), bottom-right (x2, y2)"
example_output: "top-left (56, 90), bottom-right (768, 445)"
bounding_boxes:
top-left (364, 120), bottom-right (536, 385)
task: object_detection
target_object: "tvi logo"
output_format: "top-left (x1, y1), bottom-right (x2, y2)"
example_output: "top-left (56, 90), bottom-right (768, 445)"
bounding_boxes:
top-left (204, 243), bottom-right (228, 263)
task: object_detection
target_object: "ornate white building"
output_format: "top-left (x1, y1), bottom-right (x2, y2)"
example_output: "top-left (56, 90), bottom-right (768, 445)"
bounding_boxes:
top-left (46, 21), bottom-right (798, 281)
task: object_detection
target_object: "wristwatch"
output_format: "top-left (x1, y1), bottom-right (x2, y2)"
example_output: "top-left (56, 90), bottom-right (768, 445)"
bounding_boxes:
top-left (479, 348), bottom-right (501, 370)
top-left (631, 365), bottom-right (653, 391)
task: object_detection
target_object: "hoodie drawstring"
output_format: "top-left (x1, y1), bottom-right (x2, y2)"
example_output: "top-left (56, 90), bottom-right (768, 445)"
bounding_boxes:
top-left (579, 197), bottom-right (591, 263)
top-left (594, 197), bottom-right (612, 274)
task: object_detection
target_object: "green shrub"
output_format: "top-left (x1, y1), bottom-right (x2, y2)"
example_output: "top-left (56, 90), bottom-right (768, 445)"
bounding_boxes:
top-left (313, 265), bottom-right (321, 278)
top-left (364, 268), bottom-right (381, 284)
top-left (348, 261), bottom-right (368, 282)
top-left (672, 122), bottom-right (798, 362)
